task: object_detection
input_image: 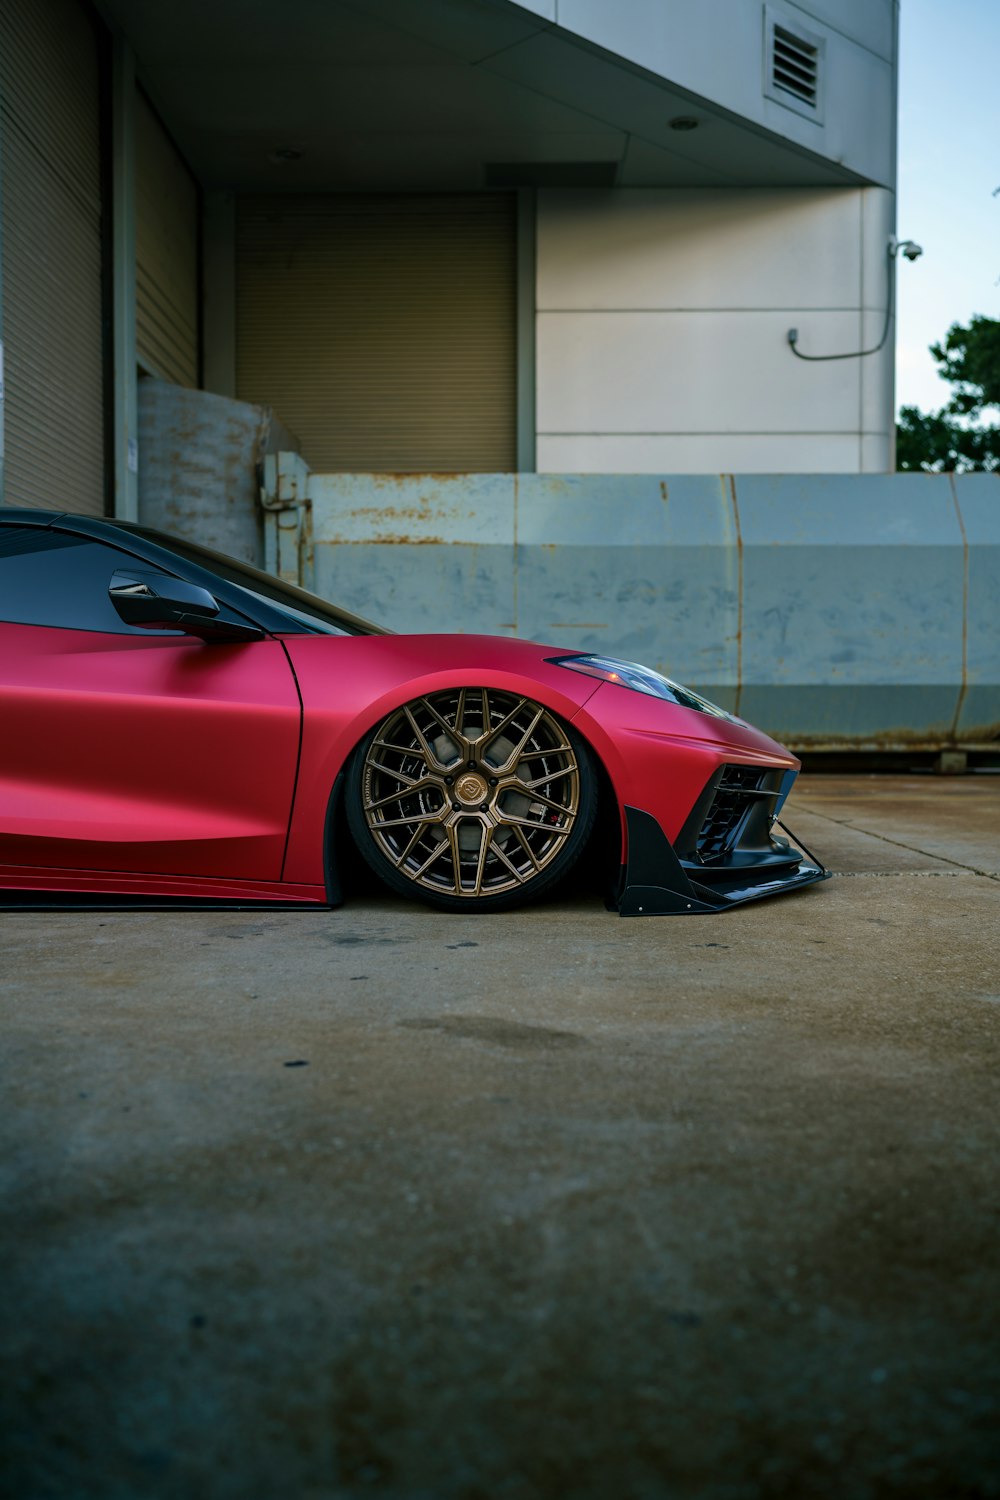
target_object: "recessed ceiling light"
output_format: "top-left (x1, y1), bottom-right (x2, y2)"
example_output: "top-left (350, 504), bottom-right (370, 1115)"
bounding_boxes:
top-left (268, 147), bottom-right (303, 163)
top-left (669, 116), bottom-right (699, 132)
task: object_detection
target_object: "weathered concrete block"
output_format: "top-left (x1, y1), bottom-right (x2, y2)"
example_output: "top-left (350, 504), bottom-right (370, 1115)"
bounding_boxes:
top-left (276, 468), bottom-right (999, 751)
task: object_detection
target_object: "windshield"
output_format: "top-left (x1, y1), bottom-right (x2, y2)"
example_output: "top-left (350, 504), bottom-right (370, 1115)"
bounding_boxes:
top-left (119, 524), bottom-right (388, 636)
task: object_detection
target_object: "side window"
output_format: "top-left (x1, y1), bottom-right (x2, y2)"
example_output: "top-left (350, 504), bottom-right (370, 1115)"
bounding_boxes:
top-left (0, 527), bottom-right (182, 635)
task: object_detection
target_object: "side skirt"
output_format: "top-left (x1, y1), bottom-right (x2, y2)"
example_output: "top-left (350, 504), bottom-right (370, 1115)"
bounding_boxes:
top-left (0, 864), bottom-right (330, 912)
top-left (0, 898), bottom-right (334, 911)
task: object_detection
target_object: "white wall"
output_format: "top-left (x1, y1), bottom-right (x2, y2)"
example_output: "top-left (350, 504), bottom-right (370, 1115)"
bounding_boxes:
top-left (510, 0), bottom-right (897, 189)
top-left (535, 186), bottom-right (896, 474)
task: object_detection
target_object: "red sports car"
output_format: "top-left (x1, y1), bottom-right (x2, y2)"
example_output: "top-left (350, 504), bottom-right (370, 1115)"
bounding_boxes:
top-left (0, 508), bottom-right (827, 915)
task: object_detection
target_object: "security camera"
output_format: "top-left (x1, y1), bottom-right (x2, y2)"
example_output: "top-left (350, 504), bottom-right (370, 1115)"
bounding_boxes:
top-left (890, 237), bottom-right (923, 261)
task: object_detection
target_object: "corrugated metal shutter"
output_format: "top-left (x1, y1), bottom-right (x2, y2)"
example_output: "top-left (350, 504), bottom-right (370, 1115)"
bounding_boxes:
top-left (236, 194), bottom-right (516, 472)
top-left (135, 90), bottom-right (199, 387)
top-left (0, 0), bottom-right (105, 515)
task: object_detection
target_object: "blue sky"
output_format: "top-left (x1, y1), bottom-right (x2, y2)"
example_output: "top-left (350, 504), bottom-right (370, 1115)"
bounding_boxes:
top-left (895, 0), bottom-right (1000, 414)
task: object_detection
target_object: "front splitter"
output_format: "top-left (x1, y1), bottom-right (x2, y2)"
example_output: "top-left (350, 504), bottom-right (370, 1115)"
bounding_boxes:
top-left (616, 806), bottom-right (829, 916)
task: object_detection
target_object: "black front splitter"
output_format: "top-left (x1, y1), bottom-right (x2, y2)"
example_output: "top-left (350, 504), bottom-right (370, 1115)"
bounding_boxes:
top-left (615, 806), bottom-right (829, 917)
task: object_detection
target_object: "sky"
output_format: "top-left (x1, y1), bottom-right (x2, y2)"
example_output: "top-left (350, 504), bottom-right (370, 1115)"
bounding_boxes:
top-left (895, 0), bottom-right (1000, 414)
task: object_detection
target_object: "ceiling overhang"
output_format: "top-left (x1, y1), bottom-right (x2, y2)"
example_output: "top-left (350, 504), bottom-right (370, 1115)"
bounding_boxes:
top-left (100, 0), bottom-right (867, 192)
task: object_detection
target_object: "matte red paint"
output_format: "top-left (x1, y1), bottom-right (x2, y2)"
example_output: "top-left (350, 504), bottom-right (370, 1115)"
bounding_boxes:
top-left (0, 622), bottom-right (797, 904)
top-left (567, 681), bottom-right (798, 852)
top-left (0, 623), bottom-right (300, 880)
top-left (0, 864), bottom-right (324, 904)
top-left (280, 633), bottom-right (796, 886)
top-left (280, 633), bottom-right (606, 886)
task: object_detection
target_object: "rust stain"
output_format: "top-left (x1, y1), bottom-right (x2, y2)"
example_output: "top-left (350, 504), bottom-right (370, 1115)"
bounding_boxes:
top-left (370, 535), bottom-right (445, 545)
top-left (956, 727), bottom-right (1000, 746)
top-left (772, 724), bottom-right (1000, 752)
top-left (660, 481), bottom-right (669, 504)
top-left (364, 471), bottom-right (468, 488)
top-left (321, 535), bottom-right (448, 546)
top-left (345, 504), bottom-right (440, 523)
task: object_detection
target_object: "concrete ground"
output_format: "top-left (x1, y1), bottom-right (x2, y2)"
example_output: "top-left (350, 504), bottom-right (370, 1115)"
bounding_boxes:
top-left (1, 775), bottom-right (999, 1500)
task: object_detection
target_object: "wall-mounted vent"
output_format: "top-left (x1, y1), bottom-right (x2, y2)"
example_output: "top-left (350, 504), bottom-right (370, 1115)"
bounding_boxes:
top-left (764, 7), bottom-right (825, 123)
top-left (772, 25), bottom-right (818, 105)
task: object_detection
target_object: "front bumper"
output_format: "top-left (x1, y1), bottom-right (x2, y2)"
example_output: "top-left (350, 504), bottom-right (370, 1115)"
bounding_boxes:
top-left (615, 765), bottom-right (829, 916)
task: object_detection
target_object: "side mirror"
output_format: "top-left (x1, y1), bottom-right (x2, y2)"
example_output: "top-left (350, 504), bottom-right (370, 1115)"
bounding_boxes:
top-left (108, 570), bottom-right (263, 643)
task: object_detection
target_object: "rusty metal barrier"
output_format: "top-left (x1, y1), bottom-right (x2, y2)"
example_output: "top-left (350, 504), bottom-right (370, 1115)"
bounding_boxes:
top-left (261, 458), bottom-right (999, 754)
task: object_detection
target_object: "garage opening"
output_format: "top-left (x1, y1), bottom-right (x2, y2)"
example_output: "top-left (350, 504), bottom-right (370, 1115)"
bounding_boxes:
top-left (235, 193), bottom-right (517, 473)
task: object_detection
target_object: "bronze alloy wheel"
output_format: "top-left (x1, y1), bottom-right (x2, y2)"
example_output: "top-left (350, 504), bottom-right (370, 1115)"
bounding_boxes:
top-left (346, 688), bottom-right (597, 911)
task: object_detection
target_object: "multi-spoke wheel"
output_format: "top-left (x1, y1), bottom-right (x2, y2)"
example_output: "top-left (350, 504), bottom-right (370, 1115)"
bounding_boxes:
top-left (345, 688), bottom-right (597, 911)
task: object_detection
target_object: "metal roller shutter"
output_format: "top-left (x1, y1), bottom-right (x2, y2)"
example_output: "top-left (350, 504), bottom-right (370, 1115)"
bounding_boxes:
top-left (0, 0), bottom-right (105, 514)
top-left (135, 90), bottom-right (199, 388)
top-left (236, 194), bottom-right (516, 473)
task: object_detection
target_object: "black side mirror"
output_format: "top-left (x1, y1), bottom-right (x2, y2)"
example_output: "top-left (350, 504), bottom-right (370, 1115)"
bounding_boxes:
top-left (108, 570), bottom-right (263, 643)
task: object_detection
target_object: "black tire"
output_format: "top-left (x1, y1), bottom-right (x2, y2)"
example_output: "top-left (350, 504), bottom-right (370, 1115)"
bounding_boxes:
top-left (345, 687), bottom-right (598, 913)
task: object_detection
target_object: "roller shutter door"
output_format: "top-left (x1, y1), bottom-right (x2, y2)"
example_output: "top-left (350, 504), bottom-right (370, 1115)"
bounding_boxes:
top-left (135, 90), bottom-right (199, 387)
top-left (0, 0), bottom-right (105, 514)
top-left (236, 194), bottom-right (516, 472)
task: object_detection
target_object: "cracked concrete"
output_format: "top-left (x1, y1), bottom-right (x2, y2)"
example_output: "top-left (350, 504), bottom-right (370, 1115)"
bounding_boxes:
top-left (1, 775), bottom-right (999, 1500)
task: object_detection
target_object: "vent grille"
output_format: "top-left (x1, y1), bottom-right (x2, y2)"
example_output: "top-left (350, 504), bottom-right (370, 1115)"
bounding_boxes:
top-left (695, 767), bottom-right (767, 866)
top-left (772, 23), bottom-right (819, 106)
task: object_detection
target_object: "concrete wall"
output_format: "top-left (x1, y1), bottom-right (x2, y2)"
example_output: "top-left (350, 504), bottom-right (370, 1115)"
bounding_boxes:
top-left (535, 186), bottom-right (896, 474)
top-left (511, 0), bottom-right (897, 187)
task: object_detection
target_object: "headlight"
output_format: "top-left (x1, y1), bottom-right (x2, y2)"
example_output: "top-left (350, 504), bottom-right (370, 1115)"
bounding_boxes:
top-left (548, 654), bottom-right (743, 723)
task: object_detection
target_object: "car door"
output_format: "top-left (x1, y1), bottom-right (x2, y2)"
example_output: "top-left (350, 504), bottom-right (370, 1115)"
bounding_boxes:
top-left (0, 523), bottom-right (301, 884)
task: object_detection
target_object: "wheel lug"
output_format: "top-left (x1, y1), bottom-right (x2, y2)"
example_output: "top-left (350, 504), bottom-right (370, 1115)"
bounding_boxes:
top-left (489, 778), bottom-right (498, 786)
top-left (445, 776), bottom-right (454, 785)
top-left (468, 761), bottom-right (476, 770)
top-left (451, 801), bottom-right (460, 810)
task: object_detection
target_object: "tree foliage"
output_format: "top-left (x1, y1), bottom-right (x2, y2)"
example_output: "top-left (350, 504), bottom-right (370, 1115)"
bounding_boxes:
top-left (896, 314), bottom-right (1000, 472)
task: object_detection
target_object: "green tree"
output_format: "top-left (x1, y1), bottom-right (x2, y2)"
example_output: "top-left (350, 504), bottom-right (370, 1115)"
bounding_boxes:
top-left (896, 314), bottom-right (1000, 472)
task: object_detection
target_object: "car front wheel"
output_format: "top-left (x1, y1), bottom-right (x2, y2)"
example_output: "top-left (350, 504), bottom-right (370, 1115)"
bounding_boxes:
top-left (345, 687), bottom-right (597, 912)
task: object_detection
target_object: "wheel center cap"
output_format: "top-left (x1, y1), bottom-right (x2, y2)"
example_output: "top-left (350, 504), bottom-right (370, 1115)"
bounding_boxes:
top-left (455, 771), bottom-right (488, 805)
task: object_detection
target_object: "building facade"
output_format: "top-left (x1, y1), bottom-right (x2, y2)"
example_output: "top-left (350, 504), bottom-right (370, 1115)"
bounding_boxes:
top-left (0, 0), bottom-right (899, 525)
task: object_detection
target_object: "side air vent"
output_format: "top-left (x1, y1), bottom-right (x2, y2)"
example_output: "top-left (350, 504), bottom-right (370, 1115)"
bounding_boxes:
top-left (764, 7), bottom-right (825, 122)
top-left (694, 766), bottom-right (768, 866)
